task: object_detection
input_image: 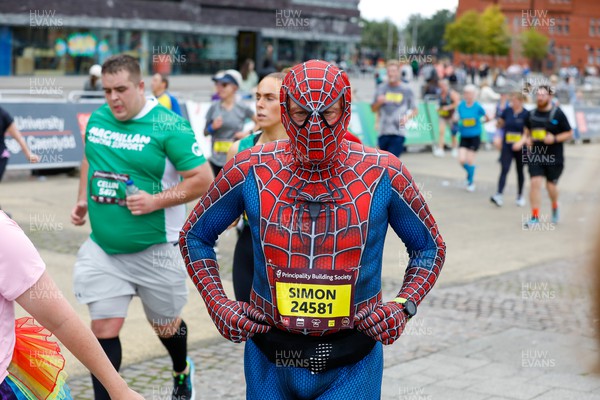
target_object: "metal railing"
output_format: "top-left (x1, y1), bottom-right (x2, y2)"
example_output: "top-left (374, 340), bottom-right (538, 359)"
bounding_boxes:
top-left (0, 89), bottom-right (67, 102)
top-left (67, 90), bottom-right (105, 103)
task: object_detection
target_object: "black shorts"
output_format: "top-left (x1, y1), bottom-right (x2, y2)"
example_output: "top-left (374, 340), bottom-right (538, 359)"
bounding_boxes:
top-left (528, 163), bottom-right (564, 184)
top-left (459, 136), bottom-right (481, 151)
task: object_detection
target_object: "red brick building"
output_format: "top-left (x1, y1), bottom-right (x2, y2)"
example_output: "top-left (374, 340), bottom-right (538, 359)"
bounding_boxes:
top-left (455, 0), bottom-right (600, 73)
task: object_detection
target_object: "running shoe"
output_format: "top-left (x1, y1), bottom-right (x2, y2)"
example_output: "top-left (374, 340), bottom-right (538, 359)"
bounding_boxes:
top-left (433, 147), bottom-right (445, 157)
top-left (552, 207), bottom-right (560, 224)
top-left (466, 183), bottom-right (476, 192)
top-left (523, 217), bottom-right (539, 229)
top-left (451, 148), bottom-right (459, 158)
top-left (516, 197), bottom-right (526, 207)
top-left (490, 193), bottom-right (503, 207)
top-left (172, 357), bottom-right (195, 400)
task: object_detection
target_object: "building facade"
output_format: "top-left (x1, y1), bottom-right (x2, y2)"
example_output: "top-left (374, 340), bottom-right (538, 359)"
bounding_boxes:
top-left (0, 0), bottom-right (361, 76)
top-left (455, 0), bottom-right (600, 73)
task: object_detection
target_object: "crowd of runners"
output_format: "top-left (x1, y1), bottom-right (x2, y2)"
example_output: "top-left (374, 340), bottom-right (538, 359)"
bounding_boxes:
top-left (372, 60), bottom-right (573, 228)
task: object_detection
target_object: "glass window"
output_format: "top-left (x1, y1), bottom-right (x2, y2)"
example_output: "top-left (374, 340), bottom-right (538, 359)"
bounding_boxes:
top-left (148, 32), bottom-right (237, 74)
top-left (11, 27), bottom-right (124, 76)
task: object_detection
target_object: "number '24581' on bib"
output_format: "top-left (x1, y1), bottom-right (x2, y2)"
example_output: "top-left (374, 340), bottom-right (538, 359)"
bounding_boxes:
top-left (274, 267), bottom-right (358, 331)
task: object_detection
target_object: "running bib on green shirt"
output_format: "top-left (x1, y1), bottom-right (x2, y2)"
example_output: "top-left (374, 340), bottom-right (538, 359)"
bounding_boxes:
top-left (85, 100), bottom-right (206, 254)
top-left (89, 171), bottom-right (129, 205)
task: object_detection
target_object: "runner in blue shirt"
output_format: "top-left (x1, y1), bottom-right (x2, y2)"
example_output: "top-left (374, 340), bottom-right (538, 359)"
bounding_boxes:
top-left (456, 85), bottom-right (491, 192)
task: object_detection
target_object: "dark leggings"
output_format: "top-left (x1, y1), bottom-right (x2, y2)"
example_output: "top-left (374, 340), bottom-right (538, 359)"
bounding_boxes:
top-left (0, 157), bottom-right (8, 182)
top-left (497, 144), bottom-right (524, 196)
top-left (232, 225), bottom-right (254, 303)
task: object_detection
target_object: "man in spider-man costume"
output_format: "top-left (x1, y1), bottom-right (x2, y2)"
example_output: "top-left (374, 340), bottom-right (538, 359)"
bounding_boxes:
top-left (180, 60), bottom-right (445, 399)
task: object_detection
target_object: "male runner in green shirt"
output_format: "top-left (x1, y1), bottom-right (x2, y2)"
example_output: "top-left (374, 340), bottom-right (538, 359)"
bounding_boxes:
top-left (71, 54), bottom-right (213, 400)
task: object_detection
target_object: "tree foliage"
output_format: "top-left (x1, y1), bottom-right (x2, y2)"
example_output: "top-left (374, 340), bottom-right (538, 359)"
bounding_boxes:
top-left (480, 5), bottom-right (511, 56)
top-left (443, 10), bottom-right (483, 55)
top-left (520, 28), bottom-right (549, 61)
top-left (360, 18), bottom-right (399, 59)
top-left (404, 10), bottom-right (455, 53)
top-left (360, 10), bottom-right (455, 59)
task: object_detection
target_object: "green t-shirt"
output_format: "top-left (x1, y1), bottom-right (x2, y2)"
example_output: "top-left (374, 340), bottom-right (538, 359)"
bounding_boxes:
top-left (85, 98), bottom-right (206, 254)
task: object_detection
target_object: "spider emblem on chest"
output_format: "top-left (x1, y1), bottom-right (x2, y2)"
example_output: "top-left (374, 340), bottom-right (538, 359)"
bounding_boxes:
top-left (273, 179), bottom-right (354, 245)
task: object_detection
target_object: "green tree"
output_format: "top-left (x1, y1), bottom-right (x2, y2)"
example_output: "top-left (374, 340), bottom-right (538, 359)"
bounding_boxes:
top-left (480, 5), bottom-right (511, 57)
top-left (443, 10), bottom-right (484, 55)
top-left (404, 10), bottom-right (455, 54)
top-left (520, 28), bottom-right (549, 70)
top-left (360, 18), bottom-right (399, 59)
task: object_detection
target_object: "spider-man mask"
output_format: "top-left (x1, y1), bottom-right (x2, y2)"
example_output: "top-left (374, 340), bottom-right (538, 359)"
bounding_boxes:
top-left (281, 60), bottom-right (351, 166)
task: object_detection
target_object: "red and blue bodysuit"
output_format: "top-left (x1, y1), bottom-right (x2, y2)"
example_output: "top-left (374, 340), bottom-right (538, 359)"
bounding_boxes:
top-left (180, 60), bottom-right (446, 399)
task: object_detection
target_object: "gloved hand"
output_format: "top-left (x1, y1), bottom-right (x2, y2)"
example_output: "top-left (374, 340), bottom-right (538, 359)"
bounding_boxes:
top-left (188, 260), bottom-right (271, 343)
top-left (205, 297), bottom-right (271, 343)
top-left (354, 301), bottom-right (408, 345)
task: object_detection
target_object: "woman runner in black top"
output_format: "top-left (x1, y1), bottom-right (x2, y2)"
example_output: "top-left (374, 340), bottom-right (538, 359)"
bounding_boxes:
top-left (491, 92), bottom-right (529, 207)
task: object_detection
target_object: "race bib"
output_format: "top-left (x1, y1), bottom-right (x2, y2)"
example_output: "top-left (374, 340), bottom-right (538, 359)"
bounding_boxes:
top-left (462, 118), bottom-right (476, 127)
top-left (505, 132), bottom-right (522, 143)
top-left (438, 109), bottom-right (450, 118)
top-left (89, 171), bottom-right (129, 206)
top-left (213, 140), bottom-right (233, 154)
top-left (531, 128), bottom-right (547, 141)
top-left (274, 267), bottom-right (358, 331)
top-left (385, 92), bottom-right (403, 103)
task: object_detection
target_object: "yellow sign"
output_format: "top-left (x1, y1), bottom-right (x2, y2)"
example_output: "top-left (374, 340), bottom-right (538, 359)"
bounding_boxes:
top-left (385, 92), bottom-right (404, 103)
top-left (505, 132), bottom-right (522, 143)
top-left (276, 282), bottom-right (352, 318)
top-left (213, 141), bottom-right (233, 153)
top-left (531, 129), bottom-right (547, 141)
top-left (462, 118), bottom-right (476, 127)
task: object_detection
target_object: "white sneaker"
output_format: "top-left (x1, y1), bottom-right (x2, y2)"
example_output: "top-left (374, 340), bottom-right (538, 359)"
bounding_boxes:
top-left (490, 193), bottom-right (503, 207)
top-left (516, 197), bottom-right (526, 207)
top-left (433, 147), bottom-right (445, 157)
top-left (466, 183), bottom-right (476, 192)
top-left (451, 148), bottom-right (459, 158)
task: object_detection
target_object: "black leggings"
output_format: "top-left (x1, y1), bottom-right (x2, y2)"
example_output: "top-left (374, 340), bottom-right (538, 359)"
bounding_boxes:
top-left (0, 157), bottom-right (8, 182)
top-left (497, 144), bottom-right (524, 196)
top-left (232, 225), bottom-right (254, 303)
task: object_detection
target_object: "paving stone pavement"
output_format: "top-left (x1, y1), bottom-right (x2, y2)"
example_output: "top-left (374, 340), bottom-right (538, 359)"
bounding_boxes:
top-left (68, 256), bottom-right (598, 399)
